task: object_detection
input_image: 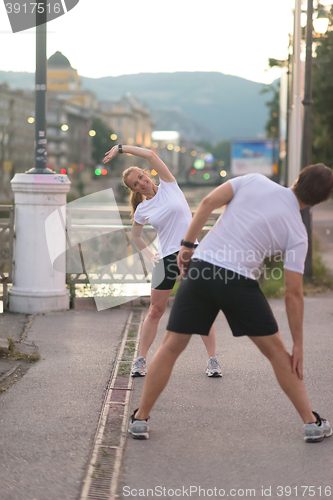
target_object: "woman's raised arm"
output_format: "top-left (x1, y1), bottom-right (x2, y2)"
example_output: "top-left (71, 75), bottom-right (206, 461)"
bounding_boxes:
top-left (103, 145), bottom-right (175, 182)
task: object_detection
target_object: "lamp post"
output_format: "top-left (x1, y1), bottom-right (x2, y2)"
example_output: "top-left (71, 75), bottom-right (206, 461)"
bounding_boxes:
top-left (300, 1), bottom-right (329, 278)
top-left (26, 0), bottom-right (53, 174)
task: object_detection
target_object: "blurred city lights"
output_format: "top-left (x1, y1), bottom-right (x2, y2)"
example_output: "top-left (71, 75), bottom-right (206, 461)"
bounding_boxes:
top-left (203, 173), bottom-right (210, 180)
top-left (68, 167), bottom-right (74, 174)
top-left (101, 169), bottom-right (107, 175)
top-left (128, 137), bottom-right (134, 145)
top-left (218, 160), bottom-right (225, 167)
top-left (220, 170), bottom-right (227, 177)
top-left (110, 134), bottom-right (117, 140)
top-left (190, 169), bottom-right (196, 175)
top-left (191, 150), bottom-right (197, 157)
top-left (152, 142), bottom-right (159, 148)
top-left (61, 124), bottom-right (69, 131)
top-left (60, 168), bottom-right (67, 174)
top-left (200, 154), bottom-right (206, 159)
top-left (27, 117), bottom-right (35, 124)
top-left (194, 159), bottom-right (205, 169)
top-left (167, 144), bottom-right (174, 150)
top-left (89, 130), bottom-right (96, 137)
top-left (95, 168), bottom-right (101, 176)
top-left (174, 146), bottom-right (180, 152)
top-left (180, 147), bottom-right (186, 153)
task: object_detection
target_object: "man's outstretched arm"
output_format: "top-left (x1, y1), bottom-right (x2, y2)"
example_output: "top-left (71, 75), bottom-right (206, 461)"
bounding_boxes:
top-left (284, 269), bottom-right (304, 380)
top-left (178, 181), bottom-right (234, 274)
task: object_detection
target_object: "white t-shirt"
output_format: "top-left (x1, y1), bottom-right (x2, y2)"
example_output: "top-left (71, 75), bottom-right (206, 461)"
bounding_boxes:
top-left (134, 179), bottom-right (195, 258)
top-left (193, 173), bottom-right (308, 279)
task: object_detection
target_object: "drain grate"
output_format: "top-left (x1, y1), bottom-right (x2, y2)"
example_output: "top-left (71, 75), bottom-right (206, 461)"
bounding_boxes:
top-left (80, 309), bottom-right (144, 500)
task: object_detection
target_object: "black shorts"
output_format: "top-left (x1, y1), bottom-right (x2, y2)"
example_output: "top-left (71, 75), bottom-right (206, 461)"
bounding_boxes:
top-left (167, 260), bottom-right (279, 337)
top-left (151, 252), bottom-right (180, 290)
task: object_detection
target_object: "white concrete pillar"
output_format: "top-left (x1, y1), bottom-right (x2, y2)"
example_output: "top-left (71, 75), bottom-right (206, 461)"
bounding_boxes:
top-left (9, 173), bottom-right (71, 313)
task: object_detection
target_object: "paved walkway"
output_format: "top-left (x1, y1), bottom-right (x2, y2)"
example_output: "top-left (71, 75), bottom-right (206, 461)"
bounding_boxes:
top-left (0, 308), bottom-right (130, 500)
top-left (122, 294), bottom-right (333, 500)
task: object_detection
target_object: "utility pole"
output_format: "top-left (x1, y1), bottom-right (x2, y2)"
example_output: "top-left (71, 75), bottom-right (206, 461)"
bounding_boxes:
top-left (300, 0), bottom-right (314, 278)
top-left (27, 0), bottom-right (53, 174)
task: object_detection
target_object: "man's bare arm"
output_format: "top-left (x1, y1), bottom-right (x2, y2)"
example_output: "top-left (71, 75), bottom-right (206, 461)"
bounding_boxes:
top-left (284, 269), bottom-right (304, 379)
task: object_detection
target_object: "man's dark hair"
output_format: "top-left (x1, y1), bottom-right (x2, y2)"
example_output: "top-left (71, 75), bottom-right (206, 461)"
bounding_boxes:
top-left (294, 163), bottom-right (333, 206)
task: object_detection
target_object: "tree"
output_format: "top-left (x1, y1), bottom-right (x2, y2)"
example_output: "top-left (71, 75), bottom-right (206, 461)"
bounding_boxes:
top-left (91, 118), bottom-right (117, 165)
top-left (312, 6), bottom-right (333, 168)
top-left (260, 82), bottom-right (280, 139)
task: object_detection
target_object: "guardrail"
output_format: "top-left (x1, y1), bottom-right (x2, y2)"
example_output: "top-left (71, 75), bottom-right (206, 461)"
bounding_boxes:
top-left (65, 206), bottom-right (223, 302)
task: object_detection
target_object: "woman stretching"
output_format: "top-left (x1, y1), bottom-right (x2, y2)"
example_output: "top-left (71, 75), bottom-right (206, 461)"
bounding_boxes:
top-left (103, 144), bottom-right (222, 378)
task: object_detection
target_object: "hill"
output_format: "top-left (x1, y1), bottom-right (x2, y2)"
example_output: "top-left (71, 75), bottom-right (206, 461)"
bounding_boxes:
top-left (0, 70), bottom-right (270, 142)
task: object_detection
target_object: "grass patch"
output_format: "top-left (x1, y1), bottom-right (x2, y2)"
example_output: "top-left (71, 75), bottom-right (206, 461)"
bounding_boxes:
top-left (118, 362), bottom-right (131, 376)
top-left (171, 281), bottom-right (180, 296)
top-left (260, 252), bottom-right (333, 299)
top-left (2, 337), bottom-right (40, 362)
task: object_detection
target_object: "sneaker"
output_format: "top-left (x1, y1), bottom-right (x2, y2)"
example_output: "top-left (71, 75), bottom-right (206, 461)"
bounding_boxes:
top-left (304, 412), bottom-right (333, 443)
top-left (128, 409), bottom-right (149, 439)
top-left (206, 356), bottom-right (223, 377)
top-left (131, 356), bottom-right (147, 377)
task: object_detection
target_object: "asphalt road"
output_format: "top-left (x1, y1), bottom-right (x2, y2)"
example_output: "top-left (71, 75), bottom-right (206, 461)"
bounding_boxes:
top-left (122, 294), bottom-right (333, 500)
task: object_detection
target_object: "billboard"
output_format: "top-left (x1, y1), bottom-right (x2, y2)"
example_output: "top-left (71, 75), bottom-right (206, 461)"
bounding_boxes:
top-left (231, 139), bottom-right (279, 176)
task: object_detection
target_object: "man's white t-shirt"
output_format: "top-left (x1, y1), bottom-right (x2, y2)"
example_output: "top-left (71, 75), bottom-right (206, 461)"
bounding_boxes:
top-left (134, 179), bottom-right (195, 258)
top-left (193, 173), bottom-right (308, 279)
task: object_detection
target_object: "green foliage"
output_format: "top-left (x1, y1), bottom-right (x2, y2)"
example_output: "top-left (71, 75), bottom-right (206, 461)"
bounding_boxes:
top-left (260, 82), bottom-right (280, 139)
top-left (91, 118), bottom-right (117, 165)
top-left (312, 6), bottom-right (333, 168)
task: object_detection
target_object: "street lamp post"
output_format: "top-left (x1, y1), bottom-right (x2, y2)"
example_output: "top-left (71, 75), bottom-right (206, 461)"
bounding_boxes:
top-left (27, 0), bottom-right (53, 174)
top-left (300, 0), bottom-right (314, 278)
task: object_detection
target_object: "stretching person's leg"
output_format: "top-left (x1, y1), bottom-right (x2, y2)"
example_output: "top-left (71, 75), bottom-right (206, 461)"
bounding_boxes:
top-left (249, 332), bottom-right (315, 422)
top-left (131, 288), bottom-right (171, 377)
top-left (200, 325), bottom-right (222, 377)
top-left (134, 331), bottom-right (191, 420)
top-left (139, 288), bottom-right (171, 357)
top-left (200, 326), bottom-right (216, 357)
top-left (250, 332), bottom-right (332, 442)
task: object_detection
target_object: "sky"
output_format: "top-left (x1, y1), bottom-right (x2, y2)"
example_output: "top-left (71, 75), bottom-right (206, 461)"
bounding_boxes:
top-left (0, 0), bottom-right (328, 84)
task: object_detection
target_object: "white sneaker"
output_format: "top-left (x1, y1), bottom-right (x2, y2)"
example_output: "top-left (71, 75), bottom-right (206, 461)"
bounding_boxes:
top-left (131, 356), bottom-right (147, 377)
top-left (128, 409), bottom-right (149, 439)
top-left (206, 356), bottom-right (223, 377)
top-left (304, 412), bottom-right (333, 443)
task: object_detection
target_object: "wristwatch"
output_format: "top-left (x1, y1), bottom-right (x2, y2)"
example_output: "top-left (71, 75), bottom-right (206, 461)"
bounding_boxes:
top-left (118, 144), bottom-right (123, 154)
top-left (181, 240), bottom-right (196, 249)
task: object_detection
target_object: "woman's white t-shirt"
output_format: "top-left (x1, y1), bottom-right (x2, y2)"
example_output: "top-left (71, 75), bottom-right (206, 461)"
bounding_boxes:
top-left (134, 179), bottom-right (195, 258)
top-left (193, 173), bottom-right (308, 279)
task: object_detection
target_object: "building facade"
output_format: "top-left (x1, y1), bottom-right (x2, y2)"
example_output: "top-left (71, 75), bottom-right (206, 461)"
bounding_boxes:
top-left (100, 96), bottom-right (154, 148)
top-left (0, 82), bottom-right (35, 182)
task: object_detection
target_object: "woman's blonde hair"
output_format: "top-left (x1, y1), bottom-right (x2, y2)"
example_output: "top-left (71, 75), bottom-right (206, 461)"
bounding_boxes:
top-left (122, 166), bottom-right (156, 218)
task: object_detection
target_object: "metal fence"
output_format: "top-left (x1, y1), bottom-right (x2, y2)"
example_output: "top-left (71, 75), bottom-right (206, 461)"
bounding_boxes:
top-left (0, 202), bottom-right (223, 309)
top-left (0, 205), bottom-right (14, 311)
top-left (65, 206), bottom-right (222, 302)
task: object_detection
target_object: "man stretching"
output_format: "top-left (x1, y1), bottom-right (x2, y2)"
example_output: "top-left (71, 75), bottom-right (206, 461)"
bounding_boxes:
top-left (128, 164), bottom-right (333, 443)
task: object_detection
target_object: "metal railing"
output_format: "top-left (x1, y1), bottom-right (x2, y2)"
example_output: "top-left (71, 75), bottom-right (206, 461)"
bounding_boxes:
top-left (0, 205), bottom-right (14, 311)
top-left (65, 206), bottom-right (223, 302)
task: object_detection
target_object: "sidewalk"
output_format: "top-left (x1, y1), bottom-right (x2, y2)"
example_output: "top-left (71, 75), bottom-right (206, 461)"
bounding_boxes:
top-left (0, 307), bottom-right (131, 500)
